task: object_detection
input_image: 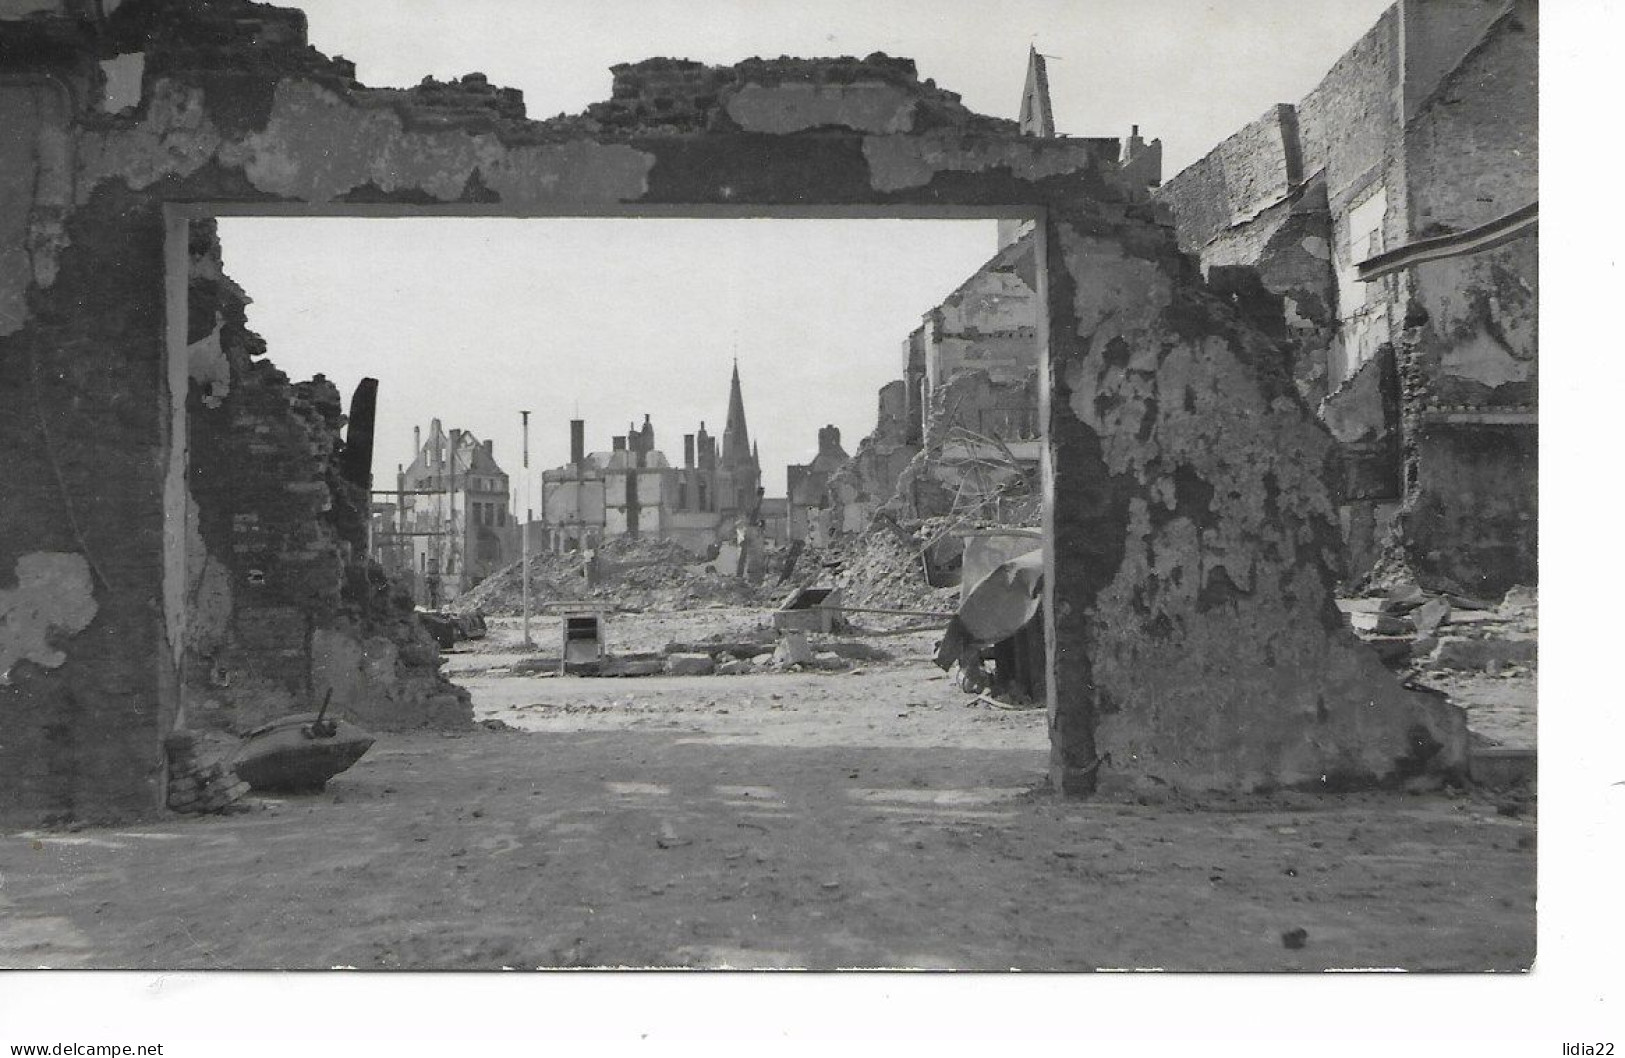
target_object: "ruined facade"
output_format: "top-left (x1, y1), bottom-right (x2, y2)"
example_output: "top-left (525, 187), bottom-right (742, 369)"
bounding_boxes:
top-left (786, 424), bottom-right (850, 544)
top-left (540, 367), bottom-right (764, 556)
top-left (1, 0), bottom-right (1465, 825)
top-left (1155, 0), bottom-right (1537, 593)
top-left (379, 419), bottom-right (513, 604)
top-left (837, 48), bottom-right (1156, 527)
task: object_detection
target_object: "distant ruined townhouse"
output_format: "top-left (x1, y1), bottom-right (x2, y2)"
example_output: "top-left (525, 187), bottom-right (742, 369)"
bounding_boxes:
top-left (380, 419), bottom-right (514, 604)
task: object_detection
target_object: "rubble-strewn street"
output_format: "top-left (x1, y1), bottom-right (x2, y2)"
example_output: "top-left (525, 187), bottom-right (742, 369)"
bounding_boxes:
top-left (0, 614), bottom-right (1533, 971)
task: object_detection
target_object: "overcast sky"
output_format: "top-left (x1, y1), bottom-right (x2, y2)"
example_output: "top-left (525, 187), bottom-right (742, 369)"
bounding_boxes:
top-left (220, 0), bottom-right (1394, 500)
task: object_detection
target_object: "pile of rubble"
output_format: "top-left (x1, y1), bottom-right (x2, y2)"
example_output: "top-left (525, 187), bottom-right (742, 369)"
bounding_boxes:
top-left (164, 731), bottom-right (251, 815)
top-left (454, 536), bottom-right (773, 614)
top-left (790, 516), bottom-right (964, 615)
top-left (1342, 584), bottom-right (1537, 674)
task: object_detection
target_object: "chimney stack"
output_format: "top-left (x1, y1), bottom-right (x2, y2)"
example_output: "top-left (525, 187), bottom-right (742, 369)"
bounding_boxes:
top-left (414, 425), bottom-right (421, 457)
top-left (683, 434), bottom-right (695, 468)
top-left (570, 419), bottom-right (585, 466)
top-left (612, 435), bottom-right (626, 453)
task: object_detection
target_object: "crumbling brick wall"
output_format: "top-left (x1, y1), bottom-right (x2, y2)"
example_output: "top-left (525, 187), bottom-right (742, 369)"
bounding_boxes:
top-left (183, 219), bottom-right (471, 734)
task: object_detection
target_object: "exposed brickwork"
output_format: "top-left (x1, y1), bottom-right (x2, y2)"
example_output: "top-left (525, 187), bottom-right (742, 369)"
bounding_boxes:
top-left (184, 220), bottom-right (471, 735)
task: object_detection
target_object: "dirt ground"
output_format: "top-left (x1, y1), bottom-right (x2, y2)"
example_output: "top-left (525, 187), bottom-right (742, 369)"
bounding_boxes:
top-left (0, 612), bottom-right (1535, 971)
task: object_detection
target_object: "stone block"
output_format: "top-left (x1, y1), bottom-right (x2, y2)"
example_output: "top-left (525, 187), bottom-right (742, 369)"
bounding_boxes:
top-left (664, 653), bottom-right (715, 676)
top-left (716, 659), bottom-right (754, 676)
top-left (1412, 598), bottom-right (1451, 638)
top-left (604, 658), bottom-right (663, 678)
top-left (773, 633), bottom-right (814, 667)
top-left (810, 652), bottom-right (851, 671)
top-left (1425, 637), bottom-right (1537, 672)
top-left (1350, 611), bottom-right (1414, 635)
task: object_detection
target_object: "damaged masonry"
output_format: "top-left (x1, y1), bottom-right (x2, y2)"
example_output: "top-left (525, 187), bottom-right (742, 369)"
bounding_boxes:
top-left (0, 0), bottom-right (1534, 972)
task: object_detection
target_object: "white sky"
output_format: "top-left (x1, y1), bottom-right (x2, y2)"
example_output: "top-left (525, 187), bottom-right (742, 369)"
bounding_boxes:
top-left (219, 0), bottom-right (1394, 499)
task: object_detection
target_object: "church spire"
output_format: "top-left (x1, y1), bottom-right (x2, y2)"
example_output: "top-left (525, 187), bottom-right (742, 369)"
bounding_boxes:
top-left (1018, 45), bottom-right (1055, 139)
top-left (721, 359), bottom-right (752, 470)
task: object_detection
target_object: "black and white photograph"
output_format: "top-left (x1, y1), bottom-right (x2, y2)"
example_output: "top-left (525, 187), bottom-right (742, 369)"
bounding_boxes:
top-left (0, 0), bottom-right (1612, 1049)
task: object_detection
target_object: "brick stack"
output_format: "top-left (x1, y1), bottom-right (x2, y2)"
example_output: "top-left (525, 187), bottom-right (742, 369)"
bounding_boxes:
top-left (164, 732), bottom-right (251, 815)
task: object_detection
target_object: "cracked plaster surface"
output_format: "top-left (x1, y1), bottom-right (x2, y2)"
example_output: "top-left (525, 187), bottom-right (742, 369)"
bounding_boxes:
top-left (725, 82), bottom-right (918, 135)
top-left (862, 133), bottom-right (1112, 194)
top-left (75, 79), bottom-right (656, 208)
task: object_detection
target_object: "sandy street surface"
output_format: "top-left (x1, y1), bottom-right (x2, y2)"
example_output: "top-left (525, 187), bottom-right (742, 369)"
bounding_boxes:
top-left (0, 613), bottom-right (1534, 971)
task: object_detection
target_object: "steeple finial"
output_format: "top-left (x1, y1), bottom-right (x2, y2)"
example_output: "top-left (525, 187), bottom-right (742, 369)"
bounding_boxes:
top-left (721, 360), bottom-right (752, 471)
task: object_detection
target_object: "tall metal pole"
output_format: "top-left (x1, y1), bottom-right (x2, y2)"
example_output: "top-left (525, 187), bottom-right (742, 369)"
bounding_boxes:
top-left (520, 409), bottom-right (534, 649)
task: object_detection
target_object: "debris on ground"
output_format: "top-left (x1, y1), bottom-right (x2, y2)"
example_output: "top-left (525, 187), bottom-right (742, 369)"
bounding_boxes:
top-left (453, 535), bottom-right (777, 615)
top-left (165, 731), bottom-right (252, 815)
top-left (1339, 583), bottom-right (1536, 675)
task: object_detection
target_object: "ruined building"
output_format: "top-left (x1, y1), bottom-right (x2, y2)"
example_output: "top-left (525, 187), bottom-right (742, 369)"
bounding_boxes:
top-left (377, 420), bottom-right (513, 604)
top-left (832, 47), bottom-right (1159, 527)
top-left (786, 425), bottom-right (851, 544)
top-left (1155, 0), bottom-right (1538, 594)
top-left (2, 0), bottom-right (1468, 824)
top-left (540, 365), bottom-right (764, 555)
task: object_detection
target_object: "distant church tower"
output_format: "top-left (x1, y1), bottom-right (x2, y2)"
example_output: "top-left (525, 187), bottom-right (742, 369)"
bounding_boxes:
top-left (719, 361), bottom-right (762, 517)
top-left (1017, 44), bottom-right (1055, 138)
top-left (999, 46), bottom-right (1056, 249)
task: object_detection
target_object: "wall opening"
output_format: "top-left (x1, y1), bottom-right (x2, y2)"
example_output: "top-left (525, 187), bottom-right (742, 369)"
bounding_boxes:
top-left (164, 206), bottom-right (1053, 753)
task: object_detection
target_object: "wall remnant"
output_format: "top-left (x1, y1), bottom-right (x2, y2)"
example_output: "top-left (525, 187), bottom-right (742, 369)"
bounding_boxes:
top-left (1155, 0), bottom-right (1536, 594)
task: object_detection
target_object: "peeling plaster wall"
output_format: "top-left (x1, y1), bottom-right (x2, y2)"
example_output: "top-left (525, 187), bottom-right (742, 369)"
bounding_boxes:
top-left (1044, 218), bottom-right (1463, 793)
top-left (0, 0), bottom-right (1464, 820)
top-left (1154, 0), bottom-right (1535, 592)
top-left (1392, 235), bottom-right (1536, 594)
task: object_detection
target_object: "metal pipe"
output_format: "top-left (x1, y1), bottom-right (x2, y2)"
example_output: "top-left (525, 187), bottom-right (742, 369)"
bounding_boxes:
top-left (520, 409), bottom-right (534, 649)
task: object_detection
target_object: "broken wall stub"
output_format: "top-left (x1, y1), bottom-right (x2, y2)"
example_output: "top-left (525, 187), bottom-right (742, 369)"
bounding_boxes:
top-left (0, 0), bottom-right (1464, 823)
top-left (1041, 212), bottom-right (1462, 794)
top-left (182, 220), bottom-right (472, 735)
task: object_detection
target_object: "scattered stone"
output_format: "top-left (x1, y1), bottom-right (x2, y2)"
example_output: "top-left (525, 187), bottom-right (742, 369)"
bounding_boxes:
top-left (810, 651), bottom-right (851, 671)
top-left (1411, 597), bottom-right (1451, 638)
top-left (716, 659), bottom-right (754, 676)
top-left (773, 632), bottom-right (814, 667)
top-left (165, 729), bottom-right (252, 815)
